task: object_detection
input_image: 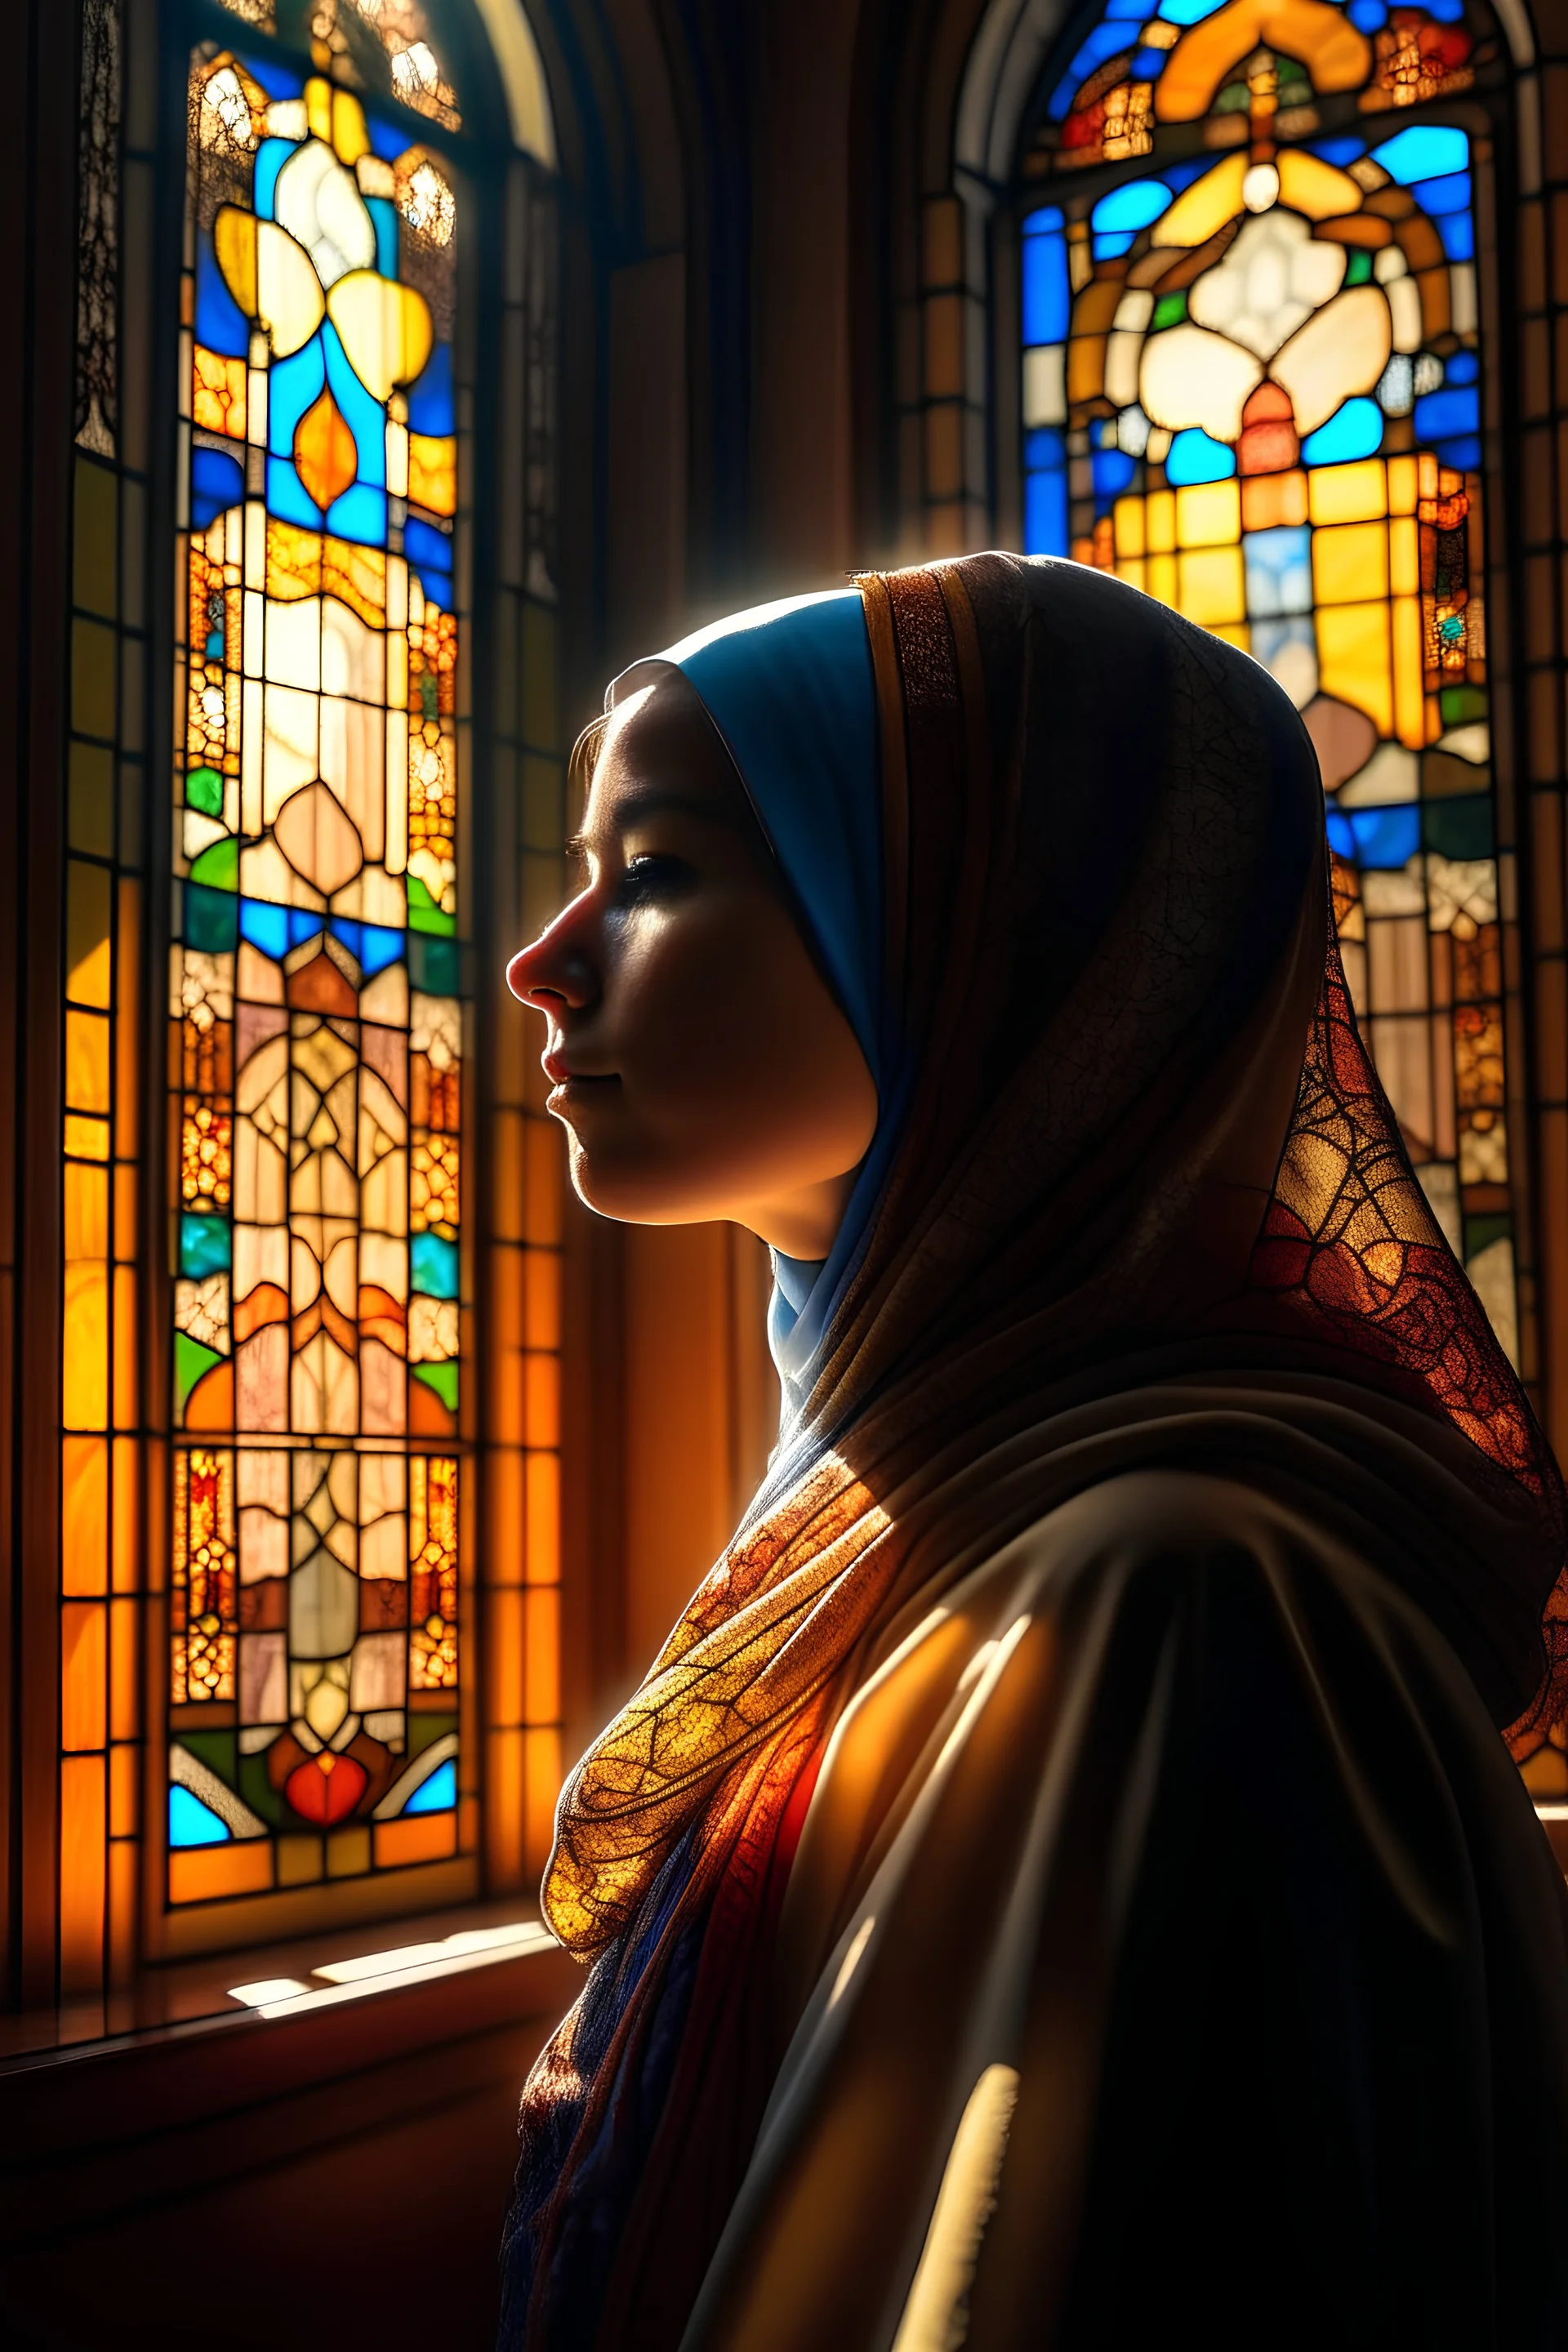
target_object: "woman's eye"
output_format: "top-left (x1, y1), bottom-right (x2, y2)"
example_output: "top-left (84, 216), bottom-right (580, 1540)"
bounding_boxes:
top-left (612, 853), bottom-right (691, 909)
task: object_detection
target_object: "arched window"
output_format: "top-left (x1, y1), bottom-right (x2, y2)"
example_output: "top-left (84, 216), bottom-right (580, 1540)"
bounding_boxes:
top-left (1013, 2), bottom-right (1521, 1365)
top-left (49, 0), bottom-right (561, 2001)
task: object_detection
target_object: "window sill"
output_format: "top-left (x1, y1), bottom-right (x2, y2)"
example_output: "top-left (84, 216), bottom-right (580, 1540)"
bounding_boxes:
top-left (0, 1897), bottom-right (581, 2259)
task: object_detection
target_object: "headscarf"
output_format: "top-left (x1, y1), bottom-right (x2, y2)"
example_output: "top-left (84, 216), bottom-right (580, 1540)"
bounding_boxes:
top-left (502, 555), bottom-right (1566, 2349)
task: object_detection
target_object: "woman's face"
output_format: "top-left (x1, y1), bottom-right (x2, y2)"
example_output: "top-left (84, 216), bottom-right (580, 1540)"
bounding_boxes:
top-left (506, 671), bottom-right (878, 1258)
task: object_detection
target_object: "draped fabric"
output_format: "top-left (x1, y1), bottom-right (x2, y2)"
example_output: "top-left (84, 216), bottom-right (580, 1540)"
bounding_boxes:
top-left (499, 555), bottom-right (1568, 2350)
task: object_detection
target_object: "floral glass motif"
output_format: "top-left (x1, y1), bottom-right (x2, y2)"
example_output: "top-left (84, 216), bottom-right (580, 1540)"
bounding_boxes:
top-left (1021, 0), bottom-right (1517, 1365)
top-left (169, 43), bottom-right (466, 1902)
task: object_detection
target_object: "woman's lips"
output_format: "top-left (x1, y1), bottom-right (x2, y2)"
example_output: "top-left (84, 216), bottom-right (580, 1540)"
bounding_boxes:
top-left (542, 1047), bottom-right (616, 1085)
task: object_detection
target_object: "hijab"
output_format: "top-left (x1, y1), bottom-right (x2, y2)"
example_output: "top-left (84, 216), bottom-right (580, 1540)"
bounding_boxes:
top-left (502, 554), bottom-right (1566, 2348)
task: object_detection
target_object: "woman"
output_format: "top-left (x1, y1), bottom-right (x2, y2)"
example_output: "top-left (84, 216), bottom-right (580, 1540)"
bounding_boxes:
top-left (501, 554), bottom-right (1568, 2350)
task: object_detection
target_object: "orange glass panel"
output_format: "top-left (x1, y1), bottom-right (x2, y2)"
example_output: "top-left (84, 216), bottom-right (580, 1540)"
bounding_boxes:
top-left (524, 1352), bottom-right (559, 1449)
top-left (60, 1754), bottom-right (106, 1987)
top-left (62, 1436), bottom-right (109, 1597)
top-left (65, 859), bottom-right (113, 1008)
top-left (524, 1450), bottom-right (560, 1584)
top-left (486, 1724), bottom-right (525, 1882)
top-left (65, 1009), bottom-right (112, 1114)
top-left (114, 1266), bottom-right (137, 1429)
top-left (490, 1584), bottom-right (525, 1726)
top-left (112, 1435), bottom-right (140, 1592)
top-left (109, 1735), bottom-right (138, 1833)
top-left (115, 876), bottom-right (140, 1158)
top-left (110, 1600), bottom-right (139, 1743)
top-left (523, 1246), bottom-right (561, 1352)
top-left (372, 1810), bottom-right (457, 1868)
top-left (524, 1726), bottom-right (563, 1875)
top-left (62, 1263), bottom-right (109, 1435)
top-left (170, 1841), bottom-right (273, 1904)
top-left (61, 1601), bottom-right (107, 1751)
top-left (525, 1585), bottom-right (560, 1723)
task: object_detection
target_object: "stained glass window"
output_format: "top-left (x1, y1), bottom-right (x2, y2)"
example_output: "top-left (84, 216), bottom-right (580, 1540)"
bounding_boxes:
top-left (1019, 0), bottom-right (1518, 1363)
top-left (168, 36), bottom-right (471, 1909)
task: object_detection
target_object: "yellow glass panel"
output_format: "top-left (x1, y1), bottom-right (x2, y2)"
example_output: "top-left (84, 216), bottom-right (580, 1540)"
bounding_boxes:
top-left (1113, 497), bottom-right (1146, 559)
top-left (331, 87), bottom-right (370, 163)
top-left (525, 1450), bottom-right (560, 1584)
top-left (307, 74), bottom-right (332, 142)
top-left (1241, 470), bottom-right (1308, 531)
top-left (1307, 459), bottom-right (1387, 528)
top-left (1116, 557), bottom-right (1149, 593)
top-left (1392, 595), bottom-right (1425, 748)
top-left (1147, 551), bottom-right (1178, 608)
top-left (115, 877), bottom-right (140, 1160)
top-left (525, 1586), bottom-right (560, 1723)
top-left (1140, 323), bottom-right (1261, 441)
top-left (1209, 621), bottom-right (1252, 653)
top-left (1175, 480), bottom-right (1241, 550)
top-left (65, 1159), bottom-right (109, 1262)
top-left (1146, 490), bottom-right (1177, 555)
top-left (1317, 600), bottom-right (1394, 736)
top-left (1177, 545), bottom-right (1245, 626)
top-left (1152, 153), bottom-right (1247, 245)
top-left (1388, 516), bottom-right (1419, 599)
top-left (64, 1114), bottom-right (110, 1160)
top-left (408, 434), bottom-right (457, 517)
top-left (65, 1009), bottom-right (111, 1115)
top-left (193, 345), bottom-right (247, 439)
top-left (66, 859), bottom-right (112, 1007)
top-left (326, 272), bottom-right (434, 403)
top-left (63, 1261), bottom-right (109, 1431)
top-left (1067, 336), bottom-right (1107, 408)
top-left (1276, 149), bottom-right (1365, 221)
top-left (61, 1601), bottom-right (107, 1752)
top-left (1387, 455), bottom-right (1419, 517)
top-left (1156, 0), bottom-right (1370, 123)
top-left (59, 1753), bottom-right (105, 1987)
top-left (62, 1436), bottom-right (109, 1597)
top-left (170, 1842), bottom-right (273, 1904)
top-left (1312, 519), bottom-right (1388, 607)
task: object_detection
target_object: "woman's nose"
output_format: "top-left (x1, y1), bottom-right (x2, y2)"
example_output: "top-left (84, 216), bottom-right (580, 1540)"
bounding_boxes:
top-left (506, 911), bottom-right (598, 1010)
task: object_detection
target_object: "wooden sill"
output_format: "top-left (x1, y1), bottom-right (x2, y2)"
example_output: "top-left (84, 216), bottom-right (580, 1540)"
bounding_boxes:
top-left (0, 1899), bottom-right (581, 2257)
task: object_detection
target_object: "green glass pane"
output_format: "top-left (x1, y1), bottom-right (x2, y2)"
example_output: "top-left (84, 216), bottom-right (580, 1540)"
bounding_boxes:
top-left (1152, 292), bottom-right (1187, 332)
top-left (408, 1711), bottom-right (458, 1757)
top-left (412, 1360), bottom-right (459, 1411)
top-left (190, 835), bottom-right (240, 891)
top-left (1466, 1214), bottom-right (1511, 1257)
top-left (408, 875), bottom-right (457, 936)
top-left (409, 933), bottom-right (460, 994)
top-left (1440, 685), bottom-right (1487, 726)
top-left (185, 880), bottom-right (238, 951)
top-left (174, 1330), bottom-right (221, 1415)
top-left (186, 766), bottom-right (225, 817)
top-left (1423, 796), bottom-right (1493, 861)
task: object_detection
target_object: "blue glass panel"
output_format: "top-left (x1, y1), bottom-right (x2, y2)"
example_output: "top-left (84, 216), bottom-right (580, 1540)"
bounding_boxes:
top-left (237, 51), bottom-right (304, 99)
top-left (406, 343), bottom-right (455, 438)
top-left (1313, 136), bottom-right (1365, 166)
top-left (1023, 204), bottom-right (1065, 234)
top-left (1165, 426), bottom-right (1234, 484)
top-left (1423, 0), bottom-right (1464, 17)
top-left (1094, 180), bottom-right (1172, 235)
top-left (1435, 435), bottom-right (1482, 471)
top-left (1022, 228), bottom-right (1071, 345)
top-left (266, 456), bottom-right (322, 531)
top-left (1094, 231), bottom-right (1137, 260)
top-left (1244, 527), bottom-right (1312, 617)
top-left (1446, 350), bottom-right (1478, 385)
top-left (287, 906), bottom-right (325, 948)
top-left (1071, 24), bottom-right (1135, 74)
top-left (1301, 398), bottom-right (1383, 466)
top-left (1371, 126), bottom-right (1468, 185)
top-left (1129, 47), bottom-right (1169, 76)
top-left (327, 481), bottom-right (388, 546)
top-left (404, 1758), bottom-right (457, 1815)
top-left (268, 334), bottom-right (326, 457)
top-left (1437, 211), bottom-right (1474, 263)
top-left (1346, 805), bottom-right (1421, 868)
top-left (368, 197), bottom-right (399, 278)
top-left (1347, 0), bottom-right (1385, 24)
top-left (1024, 426), bottom-right (1065, 471)
top-left (1325, 808), bottom-right (1355, 861)
top-left (253, 137), bottom-right (292, 223)
top-left (412, 1232), bottom-right (459, 1299)
top-left (406, 516), bottom-right (453, 599)
top-left (1092, 447), bottom-right (1136, 501)
top-left (360, 924), bottom-right (405, 977)
top-left (1412, 170), bottom-right (1471, 216)
top-left (239, 898), bottom-right (289, 960)
top-left (1104, 0), bottom-right (1149, 17)
top-left (180, 1214), bottom-right (233, 1278)
top-left (1414, 385), bottom-right (1479, 441)
top-left (192, 446), bottom-right (245, 530)
top-left (1024, 466), bottom-right (1068, 558)
top-left (1159, 0), bottom-right (1227, 20)
top-left (170, 1783), bottom-right (230, 1847)
top-left (368, 114), bottom-right (413, 162)
top-left (323, 324), bottom-right (385, 483)
top-left (195, 234), bottom-right (251, 359)
top-left (1161, 157), bottom-right (1214, 194)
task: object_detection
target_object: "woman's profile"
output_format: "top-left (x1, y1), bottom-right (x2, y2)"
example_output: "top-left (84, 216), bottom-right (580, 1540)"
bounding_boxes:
top-left (499, 553), bottom-right (1568, 2350)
